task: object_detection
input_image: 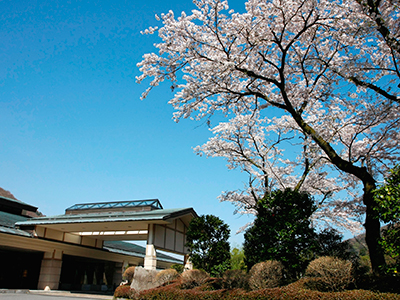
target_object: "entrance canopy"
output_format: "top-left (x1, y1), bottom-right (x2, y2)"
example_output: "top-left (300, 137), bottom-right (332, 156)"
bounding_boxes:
top-left (16, 199), bottom-right (197, 256)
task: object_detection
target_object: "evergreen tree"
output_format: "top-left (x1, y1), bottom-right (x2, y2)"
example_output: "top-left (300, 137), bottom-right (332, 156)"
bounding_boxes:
top-left (186, 214), bottom-right (231, 276)
top-left (243, 189), bottom-right (317, 279)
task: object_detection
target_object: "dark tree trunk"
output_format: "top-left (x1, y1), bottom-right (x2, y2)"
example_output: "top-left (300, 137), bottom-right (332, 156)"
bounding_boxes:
top-left (285, 106), bottom-right (387, 273)
top-left (363, 180), bottom-right (386, 274)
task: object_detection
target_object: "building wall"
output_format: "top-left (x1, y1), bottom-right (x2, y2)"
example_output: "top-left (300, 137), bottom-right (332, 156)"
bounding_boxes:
top-left (0, 232), bottom-right (180, 290)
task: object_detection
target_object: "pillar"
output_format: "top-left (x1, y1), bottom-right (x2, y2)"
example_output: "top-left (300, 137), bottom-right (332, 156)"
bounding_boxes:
top-left (113, 261), bottom-right (125, 286)
top-left (37, 250), bottom-right (63, 290)
top-left (184, 254), bottom-right (193, 271)
top-left (144, 224), bottom-right (157, 270)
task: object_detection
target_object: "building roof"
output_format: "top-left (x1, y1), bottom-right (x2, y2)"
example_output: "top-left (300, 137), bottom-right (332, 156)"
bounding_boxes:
top-left (103, 241), bottom-right (183, 264)
top-left (0, 210), bottom-right (29, 228)
top-left (0, 195), bottom-right (38, 214)
top-left (16, 207), bottom-right (196, 227)
top-left (66, 199), bottom-right (163, 212)
top-left (0, 211), bottom-right (32, 237)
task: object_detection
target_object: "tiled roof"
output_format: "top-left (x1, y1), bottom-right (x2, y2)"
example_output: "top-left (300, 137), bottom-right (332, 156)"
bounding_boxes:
top-left (0, 211), bottom-right (32, 237)
top-left (0, 211), bottom-right (29, 228)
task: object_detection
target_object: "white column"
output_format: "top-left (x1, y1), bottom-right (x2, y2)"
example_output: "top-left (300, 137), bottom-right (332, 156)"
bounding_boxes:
top-left (184, 254), bottom-right (193, 271)
top-left (37, 250), bottom-right (63, 290)
top-left (144, 224), bottom-right (157, 270)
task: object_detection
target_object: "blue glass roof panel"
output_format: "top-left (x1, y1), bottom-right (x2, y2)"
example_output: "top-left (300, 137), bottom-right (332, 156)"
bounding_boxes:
top-left (65, 199), bottom-right (163, 211)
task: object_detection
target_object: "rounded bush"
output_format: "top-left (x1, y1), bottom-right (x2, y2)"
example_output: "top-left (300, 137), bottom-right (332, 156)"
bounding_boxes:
top-left (248, 260), bottom-right (285, 290)
top-left (155, 268), bottom-right (180, 285)
top-left (113, 284), bottom-right (135, 299)
top-left (305, 256), bottom-right (353, 292)
top-left (222, 269), bottom-right (249, 290)
top-left (180, 269), bottom-right (210, 289)
top-left (123, 266), bottom-right (136, 284)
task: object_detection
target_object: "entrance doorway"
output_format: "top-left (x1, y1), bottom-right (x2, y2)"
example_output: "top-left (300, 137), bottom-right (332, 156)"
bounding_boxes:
top-left (0, 247), bottom-right (43, 289)
top-left (59, 255), bottom-right (115, 292)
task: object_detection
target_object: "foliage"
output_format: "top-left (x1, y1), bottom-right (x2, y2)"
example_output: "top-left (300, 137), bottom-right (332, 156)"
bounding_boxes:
top-left (123, 266), bottom-right (136, 284)
top-left (374, 165), bottom-right (400, 274)
top-left (221, 269), bottom-right (249, 290)
top-left (113, 284), bottom-right (135, 299)
top-left (314, 228), bottom-right (353, 260)
top-left (244, 189), bottom-right (317, 278)
top-left (180, 269), bottom-right (210, 289)
top-left (354, 273), bottom-right (400, 294)
top-left (247, 260), bottom-right (285, 290)
top-left (136, 277), bottom-right (400, 300)
top-left (155, 269), bottom-right (180, 286)
top-left (138, 0), bottom-right (400, 273)
top-left (305, 256), bottom-right (354, 292)
top-left (230, 247), bottom-right (246, 271)
top-left (186, 214), bottom-right (231, 277)
top-left (374, 165), bottom-right (400, 224)
top-left (171, 264), bottom-right (184, 274)
top-left (380, 224), bottom-right (400, 275)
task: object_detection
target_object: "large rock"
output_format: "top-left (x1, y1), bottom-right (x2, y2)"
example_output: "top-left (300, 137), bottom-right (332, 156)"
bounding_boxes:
top-left (130, 267), bottom-right (159, 292)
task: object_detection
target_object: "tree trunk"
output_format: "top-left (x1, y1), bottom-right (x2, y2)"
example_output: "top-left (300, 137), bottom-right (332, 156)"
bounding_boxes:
top-left (284, 105), bottom-right (387, 273)
top-left (363, 180), bottom-right (386, 274)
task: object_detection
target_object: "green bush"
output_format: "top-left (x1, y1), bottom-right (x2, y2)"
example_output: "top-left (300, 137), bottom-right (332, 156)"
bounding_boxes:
top-left (248, 260), bottom-right (285, 290)
top-left (305, 256), bottom-right (353, 292)
top-left (222, 269), bottom-right (249, 290)
top-left (113, 284), bottom-right (135, 299)
top-left (180, 269), bottom-right (210, 289)
top-left (155, 269), bottom-right (180, 286)
top-left (186, 215), bottom-right (231, 277)
top-left (171, 264), bottom-right (184, 273)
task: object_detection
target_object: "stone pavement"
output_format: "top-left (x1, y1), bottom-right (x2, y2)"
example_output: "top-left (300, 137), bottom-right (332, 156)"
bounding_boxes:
top-left (0, 289), bottom-right (113, 300)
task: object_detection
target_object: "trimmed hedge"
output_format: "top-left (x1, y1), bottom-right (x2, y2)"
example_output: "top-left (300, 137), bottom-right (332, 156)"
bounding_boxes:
top-left (248, 260), bottom-right (285, 290)
top-left (114, 284), bottom-right (135, 299)
top-left (305, 256), bottom-right (353, 292)
top-left (134, 280), bottom-right (400, 300)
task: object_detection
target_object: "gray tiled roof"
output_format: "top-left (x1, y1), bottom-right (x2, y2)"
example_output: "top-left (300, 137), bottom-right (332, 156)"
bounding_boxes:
top-left (0, 211), bottom-right (32, 237)
top-left (0, 211), bottom-right (28, 228)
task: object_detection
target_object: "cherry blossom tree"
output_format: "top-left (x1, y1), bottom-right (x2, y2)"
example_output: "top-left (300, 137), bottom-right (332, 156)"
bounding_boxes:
top-left (194, 112), bottom-right (362, 233)
top-left (137, 0), bottom-right (400, 273)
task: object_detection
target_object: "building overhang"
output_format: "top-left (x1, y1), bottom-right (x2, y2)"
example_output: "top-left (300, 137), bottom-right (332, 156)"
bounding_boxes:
top-left (16, 207), bottom-right (196, 240)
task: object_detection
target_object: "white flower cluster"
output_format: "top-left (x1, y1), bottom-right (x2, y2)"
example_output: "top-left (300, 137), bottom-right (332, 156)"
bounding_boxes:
top-left (138, 0), bottom-right (400, 233)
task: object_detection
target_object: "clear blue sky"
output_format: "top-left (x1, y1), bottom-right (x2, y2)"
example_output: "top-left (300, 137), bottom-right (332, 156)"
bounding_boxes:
top-left (0, 0), bottom-right (253, 247)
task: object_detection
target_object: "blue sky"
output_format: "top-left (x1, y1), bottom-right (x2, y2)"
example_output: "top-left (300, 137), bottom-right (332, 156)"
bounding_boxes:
top-left (0, 0), bottom-right (253, 247)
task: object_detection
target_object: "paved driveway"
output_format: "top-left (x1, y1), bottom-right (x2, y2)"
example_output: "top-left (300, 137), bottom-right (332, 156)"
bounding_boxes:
top-left (0, 291), bottom-right (112, 300)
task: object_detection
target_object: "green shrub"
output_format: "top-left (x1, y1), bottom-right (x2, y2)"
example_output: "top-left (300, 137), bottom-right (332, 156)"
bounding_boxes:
top-left (155, 268), bottom-right (180, 286)
top-left (305, 256), bottom-right (353, 292)
top-left (180, 269), bottom-right (210, 289)
top-left (248, 260), bottom-right (285, 290)
top-left (222, 269), bottom-right (249, 290)
top-left (113, 284), bottom-right (135, 299)
top-left (122, 266), bottom-right (136, 284)
top-left (171, 264), bottom-right (184, 273)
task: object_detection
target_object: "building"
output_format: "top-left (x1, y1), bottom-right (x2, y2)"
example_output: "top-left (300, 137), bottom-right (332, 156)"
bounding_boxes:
top-left (0, 194), bottom-right (197, 292)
